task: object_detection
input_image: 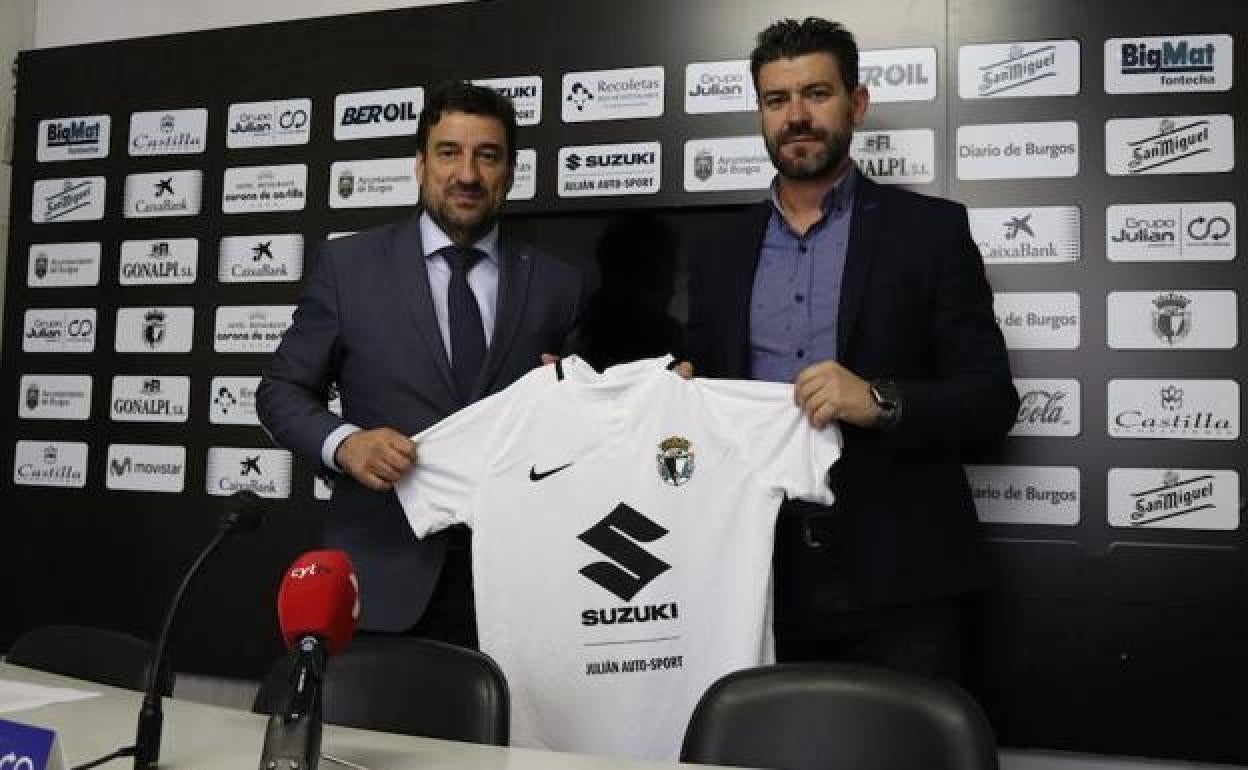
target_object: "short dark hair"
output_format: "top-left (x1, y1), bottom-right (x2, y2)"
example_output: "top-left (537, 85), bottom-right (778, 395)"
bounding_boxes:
top-left (415, 80), bottom-right (518, 165)
top-left (750, 17), bottom-right (859, 93)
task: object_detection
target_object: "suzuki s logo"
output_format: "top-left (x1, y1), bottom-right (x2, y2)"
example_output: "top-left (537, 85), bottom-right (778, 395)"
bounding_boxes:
top-left (578, 503), bottom-right (670, 601)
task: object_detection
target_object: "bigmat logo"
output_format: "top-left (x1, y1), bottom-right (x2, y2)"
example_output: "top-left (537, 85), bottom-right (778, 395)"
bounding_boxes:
top-left (123, 170), bottom-right (203, 218)
top-left (110, 375), bottom-right (190, 423)
top-left (119, 238), bottom-right (198, 285)
top-left (558, 142), bottom-right (661, 198)
top-left (223, 164), bottom-right (308, 213)
top-left (1105, 34), bottom-right (1232, 93)
top-left (38, 114), bottom-right (110, 161)
top-left (1107, 379), bottom-right (1239, 440)
top-left (860, 47), bottom-right (937, 102)
top-left (968, 206), bottom-right (1080, 264)
top-left (214, 305), bottom-right (296, 353)
top-left (851, 130), bottom-right (934, 185)
top-left (14, 440), bottom-right (87, 488)
top-left (206, 447), bottom-right (293, 498)
top-left (209, 376), bottom-right (261, 425)
top-left (1106, 290), bottom-right (1237, 349)
top-left (966, 465), bottom-right (1080, 525)
top-left (1106, 202), bottom-right (1235, 262)
top-left (114, 307), bottom-right (195, 353)
top-left (993, 292), bottom-right (1080, 349)
top-left (473, 76), bottom-right (542, 126)
top-left (227, 98), bottom-right (311, 148)
top-left (578, 503), bottom-right (670, 601)
top-left (334, 86), bottom-right (424, 140)
top-left (1105, 115), bottom-right (1234, 175)
top-left (684, 136), bottom-right (775, 192)
top-left (562, 66), bottom-right (664, 122)
top-left (684, 60), bottom-right (755, 114)
top-left (28, 242), bottom-right (101, 288)
top-left (957, 122), bottom-right (1078, 179)
top-left (23, 307), bottom-right (96, 353)
top-left (958, 40), bottom-right (1080, 98)
top-left (32, 177), bottom-right (106, 223)
top-left (18, 374), bottom-right (93, 420)
top-left (1011, 378), bottom-right (1080, 437)
top-left (128, 108), bottom-right (207, 156)
top-left (106, 444), bottom-right (186, 493)
top-left (218, 234), bottom-right (304, 283)
top-left (329, 157), bottom-right (419, 209)
top-left (507, 149), bottom-right (537, 201)
top-left (1108, 468), bottom-right (1239, 530)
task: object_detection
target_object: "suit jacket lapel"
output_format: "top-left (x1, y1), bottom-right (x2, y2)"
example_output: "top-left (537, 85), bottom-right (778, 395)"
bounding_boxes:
top-left (387, 212), bottom-right (459, 405)
top-left (474, 236), bottom-right (533, 399)
top-left (838, 172), bottom-right (885, 359)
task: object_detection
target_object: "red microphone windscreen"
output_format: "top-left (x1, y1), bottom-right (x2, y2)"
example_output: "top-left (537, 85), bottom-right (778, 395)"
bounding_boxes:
top-left (277, 549), bottom-right (359, 655)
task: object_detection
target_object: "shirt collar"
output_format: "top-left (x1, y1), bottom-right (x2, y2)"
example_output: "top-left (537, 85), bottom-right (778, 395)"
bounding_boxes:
top-left (769, 163), bottom-right (858, 222)
top-left (420, 211), bottom-right (500, 264)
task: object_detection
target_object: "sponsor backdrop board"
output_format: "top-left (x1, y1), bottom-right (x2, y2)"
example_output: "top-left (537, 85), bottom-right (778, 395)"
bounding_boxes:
top-left (1, 0), bottom-right (1244, 764)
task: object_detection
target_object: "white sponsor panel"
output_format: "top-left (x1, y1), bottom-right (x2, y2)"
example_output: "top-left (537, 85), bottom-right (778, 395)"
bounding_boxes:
top-left (214, 305), bottom-right (296, 353)
top-left (993, 292), bottom-right (1080, 349)
top-left (38, 115), bottom-right (110, 161)
top-left (1107, 290), bottom-right (1237, 349)
top-left (114, 307), bottom-right (195, 353)
top-left (1105, 35), bottom-right (1233, 94)
top-left (226, 98), bottom-right (311, 148)
top-left (969, 206), bottom-right (1080, 264)
top-left (110, 375), bottom-right (191, 423)
top-left (959, 40), bottom-right (1080, 98)
top-left (314, 476), bottom-right (334, 500)
top-left (13, 441), bottom-right (88, 488)
top-left (1107, 379), bottom-right (1239, 440)
top-left (474, 76), bottom-right (542, 125)
top-left (28, 242), bottom-right (101, 287)
top-left (562, 66), bottom-right (665, 122)
top-left (206, 447), bottom-right (293, 499)
top-left (860, 47), bottom-right (937, 102)
top-left (334, 86), bottom-right (424, 141)
top-left (1108, 468), bottom-right (1239, 530)
top-left (18, 375), bottom-right (92, 420)
top-left (32, 177), bottom-right (106, 223)
top-left (328, 232), bottom-right (355, 240)
top-left (1011, 378), bottom-right (1080, 437)
top-left (957, 122), bottom-right (1079, 179)
top-left (1105, 115), bottom-right (1234, 175)
top-left (684, 60), bottom-right (756, 114)
top-left (507, 149), bottom-right (537, 201)
top-left (558, 142), bottom-right (661, 198)
top-left (209, 376), bottom-right (261, 425)
top-left (222, 164), bottom-right (308, 213)
top-left (22, 308), bottom-right (96, 353)
top-left (128, 108), bottom-right (208, 156)
top-left (119, 238), bottom-right (198, 286)
top-left (853, 129), bottom-right (935, 185)
top-left (106, 444), bottom-right (187, 493)
top-left (966, 465), bottom-right (1080, 525)
top-left (329, 157), bottom-right (420, 209)
top-left (123, 170), bottom-right (203, 218)
top-left (1106, 202), bottom-right (1235, 262)
top-left (219, 234), bottom-right (304, 283)
top-left (684, 136), bottom-right (775, 192)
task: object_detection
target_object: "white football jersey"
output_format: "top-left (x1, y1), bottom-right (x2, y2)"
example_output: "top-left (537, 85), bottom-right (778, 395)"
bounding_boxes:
top-left (395, 355), bottom-right (840, 760)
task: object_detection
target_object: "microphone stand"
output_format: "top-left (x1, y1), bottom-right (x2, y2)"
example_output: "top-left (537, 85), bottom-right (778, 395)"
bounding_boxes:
top-left (258, 635), bottom-right (327, 770)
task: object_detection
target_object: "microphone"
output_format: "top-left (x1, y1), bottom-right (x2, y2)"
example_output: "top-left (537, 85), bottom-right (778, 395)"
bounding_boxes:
top-left (259, 550), bottom-right (359, 770)
top-left (133, 491), bottom-right (265, 769)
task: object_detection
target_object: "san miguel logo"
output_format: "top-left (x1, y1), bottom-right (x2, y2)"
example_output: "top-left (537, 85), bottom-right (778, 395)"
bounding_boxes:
top-left (1127, 118), bottom-right (1212, 173)
top-left (1151, 292), bottom-right (1191, 345)
top-left (1128, 470), bottom-right (1216, 526)
top-left (978, 44), bottom-right (1059, 97)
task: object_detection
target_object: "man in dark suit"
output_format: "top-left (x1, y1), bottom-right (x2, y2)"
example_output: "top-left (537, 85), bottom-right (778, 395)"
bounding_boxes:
top-left (257, 82), bottom-right (583, 645)
top-left (685, 18), bottom-right (1017, 680)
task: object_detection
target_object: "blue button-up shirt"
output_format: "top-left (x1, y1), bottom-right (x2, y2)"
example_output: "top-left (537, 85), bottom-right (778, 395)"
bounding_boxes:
top-left (749, 169), bottom-right (857, 383)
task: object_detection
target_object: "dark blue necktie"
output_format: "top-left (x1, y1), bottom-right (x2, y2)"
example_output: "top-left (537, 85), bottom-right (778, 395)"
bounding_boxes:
top-left (442, 245), bottom-right (487, 403)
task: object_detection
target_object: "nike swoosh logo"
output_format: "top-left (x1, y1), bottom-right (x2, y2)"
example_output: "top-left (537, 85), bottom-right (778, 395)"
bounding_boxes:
top-left (530, 462), bottom-right (573, 482)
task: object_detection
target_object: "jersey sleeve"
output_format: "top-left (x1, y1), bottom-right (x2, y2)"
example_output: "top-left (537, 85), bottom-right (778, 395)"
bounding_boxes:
top-left (696, 377), bottom-right (841, 504)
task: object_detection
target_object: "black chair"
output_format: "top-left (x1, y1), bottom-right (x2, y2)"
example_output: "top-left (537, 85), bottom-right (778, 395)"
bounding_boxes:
top-left (5, 624), bottom-right (173, 695)
top-left (681, 663), bottom-right (998, 770)
top-left (254, 637), bottom-right (509, 745)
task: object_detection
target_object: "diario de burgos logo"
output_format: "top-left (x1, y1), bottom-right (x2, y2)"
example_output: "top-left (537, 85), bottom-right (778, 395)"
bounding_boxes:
top-left (38, 114), bottom-right (110, 161)
top-left (128, 108), bottom-right (208, 155)
top-left (859, 47), bottom-right (937, 103)
top-left (993, 292), bottom-right (1080, 350)
top-left (31, 177), bottom-right (106, 223)
top-left (579, 503), bottom-right (671, 610)
top-left (218, 234), bottom-right (304, 283)
top-left (27, 242), bottom-right (101, 288)
top-left (561, 66), bottom-right (664, 122)
top-left (473, 76), bottom-right (543, 125)
top-left (222, 164), bottom-right (308, 213)
top-left (959, 40), bottom-right (1080, 98)
top-left (965, 464), bottom-right (1080, 526)
top-left (1108, 468), bottom-right (1239, 530)
top-left (214, 305), bottom-right (296, 353)
top-left (119, 238), bottom-right (198, 285)
top-left (957, 121), bottom-right (1079, 179)
top-left (22, 307), bottom-right (97, 353)
top-left (106, 444), bottom-right (187, 493)
top-left (1105, 34), bottom-right (1232, 93)
top-left (1010, 378), bottom-right (1080, 438)
top-left (1106, 202), bottom-right (1235, 262)
top-left (328, 157), bottom-right (419, 209)
top-left (205, 447), bottom-right (293, 498)
top-left (1105, 115), bottom-right (1234, 175)
top-left (13, 440), bottom-right (88, 488)
top-left (114, 306), bottom-right (195, 353)
top-left (1106, 290), bottom-right (1237, 349)
top-left (852, 130), bottom-right (934, 185)
top-left (1107, 379), bottom-right (1239, 440)
top-left (209, 376), bottom-right (261, 425)
top-left (226, 98), bottom-right (311, 148)
top-left (684, 60), bottom-right (756, 114)
top-left (18, 374), bottom-right (93, 420)
top-left (968, 206), bottom-right (1080, 264)
top-left (558, 142), bottom-right (661, 198)
top-left (334, 86), bottom-right (424, 140)
top-left (123, 170), bottom-right (203, 218)
top-left (683, 136), bottom-right (775, 192)
top-left (110, 375), bottom-right (190, 423)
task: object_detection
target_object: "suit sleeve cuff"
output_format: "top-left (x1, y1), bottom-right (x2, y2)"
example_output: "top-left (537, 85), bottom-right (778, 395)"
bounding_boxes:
top-left (322, 424), bottom-right (361, 473)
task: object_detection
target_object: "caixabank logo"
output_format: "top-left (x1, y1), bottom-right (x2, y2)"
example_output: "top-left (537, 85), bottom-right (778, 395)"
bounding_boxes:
top-left (106, 444), bottom-right (186, 493)
top-left (123, 170), bottom-right (203, 218)
top-left (1106, 202), bottom-right (1235, 262)
top-left (958, 40), bottom-right (1080, 98)
top-left (218, 234), bottom-right (304, 283)
top-left (31, 177), bottom-right (106, 223)
top-left (129, 108), bottom-right (207, 156)
top-left (1105, 34), bottom-right (1232, 93)
top-left (965, 464), bottom-right (1080, 526)
top-left (1108, 468), bottom-right (1239, 530)
top-left (37, 114), bottom-right (110, 162)
top-left (1106, 290), bottom-right (1237, 349)
top-left (968, 206), bottom-right (1080, 264)
top-left (1107, 379), bottom-right (1239, 440)
top-left (119, 238), bottom-right (198, 285)
top-left (1105, 115), bottom-right (1234, 175)
top-left (205, 447), bottom-right (293, 499)
top-left (27, 242), bottom-right (101, 288)
top-left (13, 440), bottom-right (88, 488)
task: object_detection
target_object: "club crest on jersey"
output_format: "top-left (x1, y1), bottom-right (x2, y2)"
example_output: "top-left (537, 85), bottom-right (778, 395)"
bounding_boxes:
top-left (657, 436), bottom-right (694, 486)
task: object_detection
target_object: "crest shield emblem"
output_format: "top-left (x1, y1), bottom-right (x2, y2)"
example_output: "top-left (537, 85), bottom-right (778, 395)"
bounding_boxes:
top-left (338, 170), bottom-right (355, 199)
top-left (694, 149), bottom-right (714, 182)
top-left (26, 384), bottom-right (40, 410)
top-left (143, 309), bottom-right (167, 349)
top-left (657, 436), bottom-right (695, 487)
top-left (34, 254), bottom-right (49, 279)
top-left (1151, 293), bottom-right (1191, 345)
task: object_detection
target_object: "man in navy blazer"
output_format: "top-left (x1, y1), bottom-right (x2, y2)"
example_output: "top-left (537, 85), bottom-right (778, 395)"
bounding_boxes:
top-left (686, 19), bottom-right (1017, 679)
top-left (258, 82), bottom-right (583, 643)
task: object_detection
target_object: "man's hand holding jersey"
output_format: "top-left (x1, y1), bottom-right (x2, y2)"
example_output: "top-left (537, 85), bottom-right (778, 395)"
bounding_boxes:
top-left (336, 427), bottom-right (418, 492)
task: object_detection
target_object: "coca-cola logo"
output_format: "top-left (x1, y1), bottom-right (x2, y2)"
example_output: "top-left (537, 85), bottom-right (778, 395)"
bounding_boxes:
top-left (1016, 389), bottom-right (1067, 425)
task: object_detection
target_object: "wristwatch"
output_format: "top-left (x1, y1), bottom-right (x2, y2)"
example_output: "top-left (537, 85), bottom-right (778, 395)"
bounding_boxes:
top-left (868, 379), bottom-right (900, 430)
